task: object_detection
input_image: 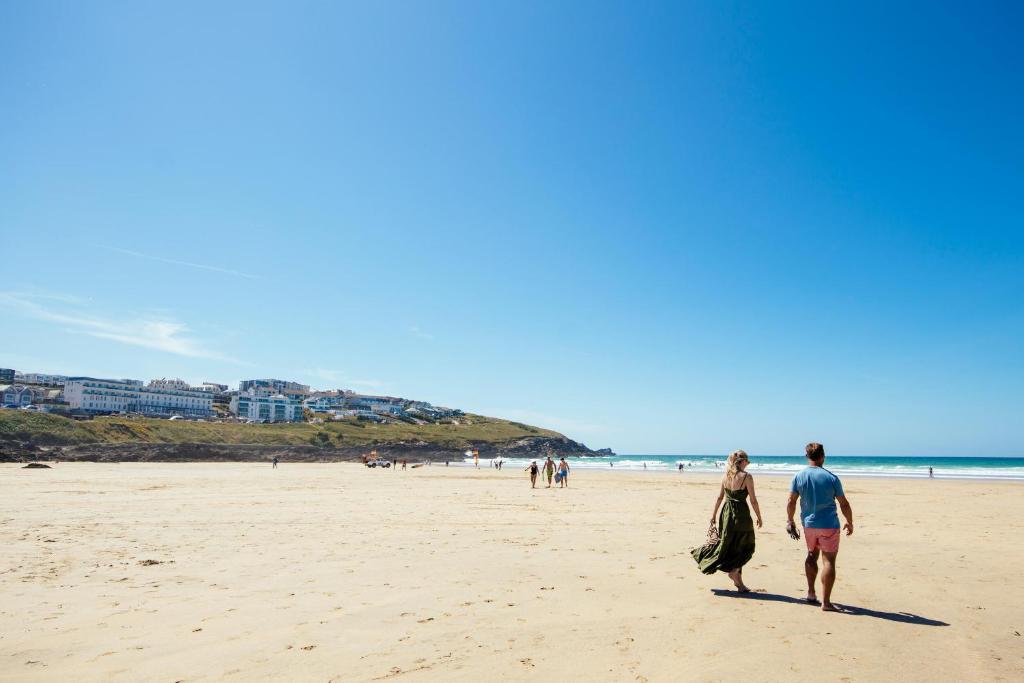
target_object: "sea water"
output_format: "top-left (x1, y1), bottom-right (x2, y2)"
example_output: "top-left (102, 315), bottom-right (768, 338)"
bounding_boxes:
top-left (466, 454), bottom-right (1024, 480)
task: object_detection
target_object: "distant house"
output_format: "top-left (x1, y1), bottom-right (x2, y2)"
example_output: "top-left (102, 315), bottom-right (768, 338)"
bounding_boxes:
top-left (0, 369), bottom-right (14, 384)
top-left (0, 384), bottom-right (45, 407)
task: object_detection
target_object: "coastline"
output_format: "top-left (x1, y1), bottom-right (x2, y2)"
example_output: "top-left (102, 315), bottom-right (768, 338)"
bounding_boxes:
top-left (455, 456), bottom-right (1024, 482)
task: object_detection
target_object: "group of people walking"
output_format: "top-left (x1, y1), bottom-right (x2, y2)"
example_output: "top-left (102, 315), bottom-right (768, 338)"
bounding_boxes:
top-left (692, 442), bottom-right (854, 612)
top-left (526, 456), bottom-right (570, 489)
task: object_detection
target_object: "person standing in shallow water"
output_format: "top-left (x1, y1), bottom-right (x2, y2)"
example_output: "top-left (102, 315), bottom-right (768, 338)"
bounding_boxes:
top-left (692, 450), bottom-right (763, 592)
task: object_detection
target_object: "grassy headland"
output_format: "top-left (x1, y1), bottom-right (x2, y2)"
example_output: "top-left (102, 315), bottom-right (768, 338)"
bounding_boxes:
top-left (0, 410), bottom-right (566, 451)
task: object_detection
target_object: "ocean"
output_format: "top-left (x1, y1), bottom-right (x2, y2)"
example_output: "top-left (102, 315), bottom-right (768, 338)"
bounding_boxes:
top-left (465, 454), bottom-right (1024, 481)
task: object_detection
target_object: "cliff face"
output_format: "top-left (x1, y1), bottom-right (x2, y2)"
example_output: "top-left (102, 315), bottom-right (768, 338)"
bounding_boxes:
top-left (2, 434), bottom-right (597, 463)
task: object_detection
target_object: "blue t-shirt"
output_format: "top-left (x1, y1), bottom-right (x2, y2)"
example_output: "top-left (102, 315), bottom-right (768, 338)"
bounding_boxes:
top-left (790, 466), bottom-right (845, 529)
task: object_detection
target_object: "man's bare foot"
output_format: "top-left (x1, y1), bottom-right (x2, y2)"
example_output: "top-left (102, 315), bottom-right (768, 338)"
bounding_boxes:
top-left (806, 593), bottom-right (820, 605)
top-left (822, 602), bottom-right (842, 612)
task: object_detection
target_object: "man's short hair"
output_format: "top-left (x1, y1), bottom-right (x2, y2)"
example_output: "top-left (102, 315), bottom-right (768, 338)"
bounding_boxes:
top-left (805, 442), bottom-right (825, 463)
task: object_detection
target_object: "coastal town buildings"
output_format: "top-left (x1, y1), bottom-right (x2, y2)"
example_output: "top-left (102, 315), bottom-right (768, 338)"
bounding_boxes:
top-left (1, 367), bottom-right (461, 425)
top-left (16, 373), bottom-right (69, 386)
top-left (230, 392), bottom-right (303, 422)
top-left (63, 378), bottom-right (214, 417)
top-left (302, 391), bottom-right (460, 421)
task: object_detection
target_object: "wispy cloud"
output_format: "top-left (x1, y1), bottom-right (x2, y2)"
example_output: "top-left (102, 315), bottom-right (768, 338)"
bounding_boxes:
top-left (305, 368), bottom-right (386, 390)
top-left (409, 325), bottom-right (434, 341)
top-left (105, 247), bottom-right (259, 280)
top-left (0, 291), bottom-right (235, 361)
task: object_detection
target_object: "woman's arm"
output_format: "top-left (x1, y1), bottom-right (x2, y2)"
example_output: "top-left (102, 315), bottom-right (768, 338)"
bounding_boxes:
top-left (745, 475), bottom-right (763, 528)
top-left (710, 483), bottom-right (725, 523)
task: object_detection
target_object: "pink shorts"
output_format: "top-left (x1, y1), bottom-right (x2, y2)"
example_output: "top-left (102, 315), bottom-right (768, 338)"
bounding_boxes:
top-left (804, 527), bottom-right (840, 553)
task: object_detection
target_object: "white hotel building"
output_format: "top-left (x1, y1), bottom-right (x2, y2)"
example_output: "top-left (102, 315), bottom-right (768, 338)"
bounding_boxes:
top-left (230, 392), bottom-right (303, 423)
top-left (63, 378), bottom-right (214, 417)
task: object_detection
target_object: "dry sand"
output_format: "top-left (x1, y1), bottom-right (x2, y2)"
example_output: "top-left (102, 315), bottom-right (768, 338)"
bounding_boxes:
top-left (1, 463), bottom-right (1021, 682)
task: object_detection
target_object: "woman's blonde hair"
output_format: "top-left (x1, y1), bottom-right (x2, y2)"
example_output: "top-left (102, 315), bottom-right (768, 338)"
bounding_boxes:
top-left (726, 450), bottom-right (749, 478)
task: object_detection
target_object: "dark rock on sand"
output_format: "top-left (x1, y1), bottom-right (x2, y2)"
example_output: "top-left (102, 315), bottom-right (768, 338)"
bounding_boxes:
top-left (22, 462), bottom-right (51, 469)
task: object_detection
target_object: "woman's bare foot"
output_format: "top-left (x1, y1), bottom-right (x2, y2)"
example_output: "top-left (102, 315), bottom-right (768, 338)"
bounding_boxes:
top-left (822, 602), bottom-right (841, 612)
top-left (727, 570), bottom-right (749, 592)
top-left (806, 592), bottom-right (820, 605)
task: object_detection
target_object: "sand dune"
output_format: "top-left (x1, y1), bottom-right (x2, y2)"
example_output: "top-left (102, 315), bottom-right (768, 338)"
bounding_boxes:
top-left (1, 463), bottom-right (1020, 682)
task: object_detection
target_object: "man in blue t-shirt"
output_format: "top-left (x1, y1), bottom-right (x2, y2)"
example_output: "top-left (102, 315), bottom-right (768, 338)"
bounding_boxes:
top-left (786, 442), bottom-right (854, 612)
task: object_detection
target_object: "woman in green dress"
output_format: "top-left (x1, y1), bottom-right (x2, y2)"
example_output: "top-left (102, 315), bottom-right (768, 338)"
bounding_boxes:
top-left (692, 450), bottom-right (763, 591)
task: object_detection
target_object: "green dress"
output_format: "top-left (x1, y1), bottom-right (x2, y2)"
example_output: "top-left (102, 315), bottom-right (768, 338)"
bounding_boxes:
top-left (692, 483), bottom-right (755, 574)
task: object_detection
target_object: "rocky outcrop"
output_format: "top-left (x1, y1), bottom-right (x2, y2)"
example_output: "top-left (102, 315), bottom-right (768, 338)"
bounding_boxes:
top-left (37, 435), bottom-right (598, 463)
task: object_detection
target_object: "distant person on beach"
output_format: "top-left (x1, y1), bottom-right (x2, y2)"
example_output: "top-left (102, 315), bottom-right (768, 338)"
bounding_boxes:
top-left (558, 458), bottom-right (570, 488)
top-left (692, 450), bottom-right (763, 592)
top-left (401, 459), bottom-right (407, 470)
top-left (495, 456), bottom-right (503, 470)
top-left (526, 461), bottom-right (539, 488)
top-left (929, 466), bottom-right (934, 478)
top-left (543, 457), bottom-right (556, 488)
top-left (786, 442), bottom-right (854, 612)
top-left (272, 456), bottom-right (278, 469)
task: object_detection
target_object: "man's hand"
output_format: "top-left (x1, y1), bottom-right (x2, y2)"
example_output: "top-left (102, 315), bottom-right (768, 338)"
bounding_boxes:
top-left (755, 517), bottom-right (763, 529)
top-left (843, 522), bottom-right (854, 536)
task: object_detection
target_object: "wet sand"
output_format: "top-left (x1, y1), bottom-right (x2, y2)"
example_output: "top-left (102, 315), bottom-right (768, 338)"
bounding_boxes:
top-left (1, 463), bottom-right (1020, 681)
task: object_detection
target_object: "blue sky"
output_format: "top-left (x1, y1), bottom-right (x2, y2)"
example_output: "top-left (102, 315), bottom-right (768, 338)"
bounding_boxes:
top-left (2, 2), bottom-right (1022, 455)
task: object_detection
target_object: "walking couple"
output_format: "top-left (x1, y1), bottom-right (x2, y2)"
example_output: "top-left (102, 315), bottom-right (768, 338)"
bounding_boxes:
top-left (691, 443), bottom-right (854, 612)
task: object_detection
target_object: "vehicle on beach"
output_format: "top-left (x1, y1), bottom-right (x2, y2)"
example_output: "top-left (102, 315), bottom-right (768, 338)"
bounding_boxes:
top-left (366, 459), bottom-right (392, 468)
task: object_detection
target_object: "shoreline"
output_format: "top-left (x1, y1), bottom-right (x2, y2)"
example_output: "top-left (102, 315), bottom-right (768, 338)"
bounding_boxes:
top-left (459, 461), bottom-right (1024, 482)
top-left (6, 459), bottom-right (1023, 482)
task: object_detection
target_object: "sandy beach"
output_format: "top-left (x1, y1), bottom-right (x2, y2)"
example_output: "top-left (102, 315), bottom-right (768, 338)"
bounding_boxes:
top-left (1, 463), bottom-right (1021, 682)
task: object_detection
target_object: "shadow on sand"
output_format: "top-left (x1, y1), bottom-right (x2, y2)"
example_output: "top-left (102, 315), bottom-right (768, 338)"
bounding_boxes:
top-left (710, 589), bottom-right (949, 627)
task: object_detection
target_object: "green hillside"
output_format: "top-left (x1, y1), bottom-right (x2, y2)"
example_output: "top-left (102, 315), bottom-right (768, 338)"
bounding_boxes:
top-left (0, 411), bottom-right (563, 450)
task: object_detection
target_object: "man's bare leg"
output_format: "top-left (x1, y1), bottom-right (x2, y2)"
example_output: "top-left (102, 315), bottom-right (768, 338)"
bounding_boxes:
top-left (805, 550), bottom-right (820, 603)
top-left (821, 551), bottom-right (839, 611)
